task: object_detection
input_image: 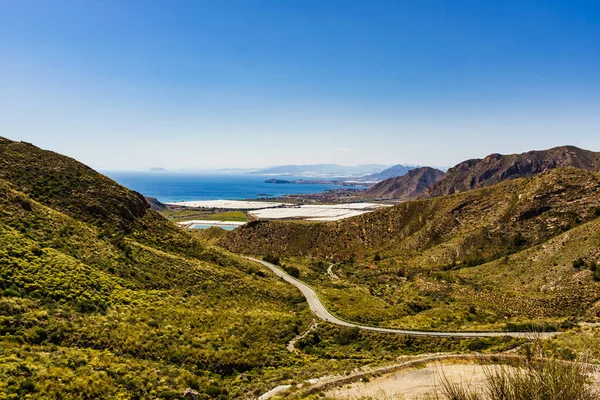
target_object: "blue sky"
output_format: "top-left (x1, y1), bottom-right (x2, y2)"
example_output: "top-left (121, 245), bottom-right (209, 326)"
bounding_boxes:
top-left (1, 0), bottom-right (599, 170)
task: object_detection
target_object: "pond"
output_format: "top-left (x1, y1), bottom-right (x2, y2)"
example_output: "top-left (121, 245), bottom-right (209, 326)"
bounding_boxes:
top-left (189, 223), bottom-right (238, 231)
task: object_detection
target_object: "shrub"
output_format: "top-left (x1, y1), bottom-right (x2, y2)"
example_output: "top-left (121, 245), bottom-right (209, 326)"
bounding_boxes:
top-left (512, 232), bottom-right (528, 247)
top-left (283, 265), bottom-right (300, 278)
top-left (335, 326), bottom-right (360, 345)
top-left (431, 357), bottom-right (598, 400)
top-left (263, 255), bottom-right (280, 265)
top-left (504, 322), bottom-right (557, 332)
top-left (312, 260), bottom-right (328, 272)
top-left (2, 287), bottom-right (22, 297)
top-left (27, 327), bottom-right (48, 344)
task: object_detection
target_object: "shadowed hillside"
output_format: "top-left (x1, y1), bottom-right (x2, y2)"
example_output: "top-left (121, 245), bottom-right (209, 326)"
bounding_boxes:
top-left (425, 145), bottom-right (600, 197)
top-left (364, 167), bottom-right (444, 200)
top-left (0, 137), bottom-right (311, 398)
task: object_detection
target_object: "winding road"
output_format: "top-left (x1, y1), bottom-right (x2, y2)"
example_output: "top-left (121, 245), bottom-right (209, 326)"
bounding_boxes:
top-left (246, 257), bottom-right (561, 339)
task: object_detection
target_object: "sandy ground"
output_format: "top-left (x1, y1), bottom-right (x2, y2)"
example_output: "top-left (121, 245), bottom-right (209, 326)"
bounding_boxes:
top-left (325, 362), bottom-right (502, 399)
top-left (325, 361), bottom-right (600, 399)
top-left (176, 220), bottom-right (246, 227)
top-left (164, 200), bottom-right (289, 209)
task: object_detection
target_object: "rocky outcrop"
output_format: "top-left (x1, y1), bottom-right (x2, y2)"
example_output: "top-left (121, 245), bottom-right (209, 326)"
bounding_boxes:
top-left (144, 196), bottom-right (167, 211)
top-left (364, 167), bottom-right (444, 200)
top-left (425, 146), bottom-right (600, 197)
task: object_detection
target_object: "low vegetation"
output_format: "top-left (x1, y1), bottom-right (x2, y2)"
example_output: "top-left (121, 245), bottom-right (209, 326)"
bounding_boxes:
top-left (425, 339), bottom-right (598, 400)
top-left (1, 138), bottom-right (534, 398)
top-left (224, 169), bottom-right (600, 331)
top-left (224, 168), bottom-right (600, 266)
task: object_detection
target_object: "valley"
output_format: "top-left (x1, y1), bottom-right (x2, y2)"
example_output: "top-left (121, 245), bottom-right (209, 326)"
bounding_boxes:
top-left (1, 138), bottom-right (599, 399)
top-left (0, 138), bottom-right (526, 399)
top-left (5, 2), bottom-right (600, 398)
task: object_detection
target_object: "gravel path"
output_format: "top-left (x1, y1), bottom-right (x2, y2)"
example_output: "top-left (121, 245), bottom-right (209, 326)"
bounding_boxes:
top-left (287, 320), bottom-right (318, 352)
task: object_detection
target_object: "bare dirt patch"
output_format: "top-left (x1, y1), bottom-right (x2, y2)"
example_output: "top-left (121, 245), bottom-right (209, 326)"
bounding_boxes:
top-left (325, 362), bottom-right (494, 399)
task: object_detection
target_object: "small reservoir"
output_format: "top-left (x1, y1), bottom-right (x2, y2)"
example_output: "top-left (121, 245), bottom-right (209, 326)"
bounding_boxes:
top-left (190, 223), bottom-right (238, 231)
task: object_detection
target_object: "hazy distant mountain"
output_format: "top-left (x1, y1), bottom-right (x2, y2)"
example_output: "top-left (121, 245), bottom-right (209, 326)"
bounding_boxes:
top-left (426, 145), bottom-right (600, 197)
top-left (215, 168), bottom-right (261, 174)
top-left (249, 164), bottom-right (390, 177)
top-left (358, 164), bottom-right (419, 181)
top-left (149, 167), bottom-right (167, 172)
top-left (364, 167), bottom-right (445, 200)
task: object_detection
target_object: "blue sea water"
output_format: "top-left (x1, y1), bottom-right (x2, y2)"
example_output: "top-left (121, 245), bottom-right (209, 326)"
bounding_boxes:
top-left (104, 172), bottom-right (351, 203)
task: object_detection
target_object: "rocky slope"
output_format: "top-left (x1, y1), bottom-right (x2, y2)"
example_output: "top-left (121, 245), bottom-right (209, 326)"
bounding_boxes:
top-left (223, 167), bottom-right (600, 331)
top-left (364, 167), bottom-right (444, 200)
top-left (425, 145), bottom-right (600, 197)
top-left (144, 196), bottom-right (168, 211)
top-left (223, 167), bottom-right (600, 266)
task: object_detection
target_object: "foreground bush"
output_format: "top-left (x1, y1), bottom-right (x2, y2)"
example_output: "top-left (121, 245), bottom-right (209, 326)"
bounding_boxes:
top-left (430, 355), bottom-right (598, 400)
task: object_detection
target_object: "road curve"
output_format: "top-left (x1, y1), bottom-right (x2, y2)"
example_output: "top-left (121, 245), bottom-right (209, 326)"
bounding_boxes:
top-left (246, 257), bottom-right (561, 339)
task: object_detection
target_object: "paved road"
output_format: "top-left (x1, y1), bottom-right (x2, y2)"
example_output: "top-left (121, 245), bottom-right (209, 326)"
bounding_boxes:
top-left (246, 257), bottom-right (561, 339)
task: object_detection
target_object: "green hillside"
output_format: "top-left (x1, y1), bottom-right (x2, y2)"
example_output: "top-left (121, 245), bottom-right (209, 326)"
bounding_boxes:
top-left (222, 168), bottom-right (600, 331)
top-left (224, 168), bottom-right (600, 266)
top-left (3, 137), bottom-right (599, 398)
top-left (0, 138), bottom-right (518, 399)
top-left (0, 138), bottom-right (311, 398)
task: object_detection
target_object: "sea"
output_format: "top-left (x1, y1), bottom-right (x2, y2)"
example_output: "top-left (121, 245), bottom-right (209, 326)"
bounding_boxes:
top-left (104, 172), bottom-right (351, 203)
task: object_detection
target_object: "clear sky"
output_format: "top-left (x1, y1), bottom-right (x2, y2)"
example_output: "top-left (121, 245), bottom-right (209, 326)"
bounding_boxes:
top-left (1, 0), bottom-right (599, 170)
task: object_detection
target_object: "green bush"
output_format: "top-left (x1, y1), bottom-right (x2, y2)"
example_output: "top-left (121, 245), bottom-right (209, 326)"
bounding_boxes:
top-left (263, 255), bottom-right (280, 265)
top-left (284, 265), bottom-right (300, 278)
top-left (334, 326), bottom-right (361, 345)
top-left (572, 258), bottom-right (585, 269)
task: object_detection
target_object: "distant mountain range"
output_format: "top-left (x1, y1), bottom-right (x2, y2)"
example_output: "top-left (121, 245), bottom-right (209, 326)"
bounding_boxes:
top-left (249, 163), bottom-right (391, 177)
top-left (357, 145), bottom-right (600, 200)
top-left (357, 164), bottom-right (419, 181)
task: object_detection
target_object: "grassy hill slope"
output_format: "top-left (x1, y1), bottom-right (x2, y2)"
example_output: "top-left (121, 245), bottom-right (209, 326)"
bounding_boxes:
top-left (0, 138), bottom-right (314, 398)
top-left (1, 138), bottom-right (516, 399)
top-left (222, 168), bottom-right (600, 331)
top-left (223, 168), bottom-right (600, 268)
top-left (257, 210), bottom-right (600, 332)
